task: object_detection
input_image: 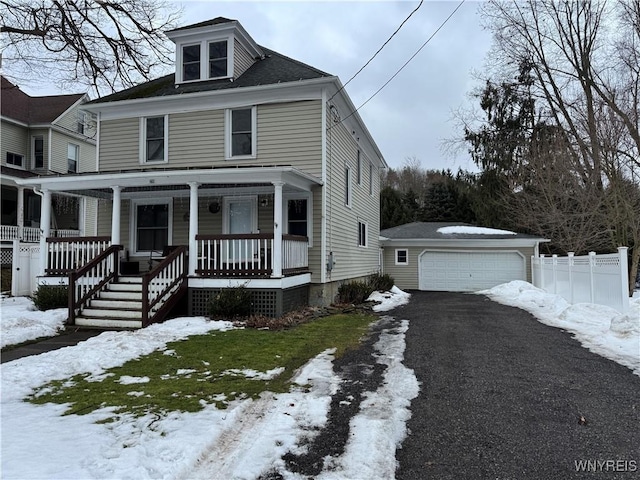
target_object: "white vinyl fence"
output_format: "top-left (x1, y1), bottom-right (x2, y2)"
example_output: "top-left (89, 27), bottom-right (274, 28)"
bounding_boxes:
top-left (11, 240), bottom-right (41, 297)
top-left (531, 247), bottom-right (629, 313)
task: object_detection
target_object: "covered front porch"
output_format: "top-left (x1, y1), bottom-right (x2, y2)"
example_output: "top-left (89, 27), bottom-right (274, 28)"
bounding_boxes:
top-left (18, 166), bottom-right (322, 323)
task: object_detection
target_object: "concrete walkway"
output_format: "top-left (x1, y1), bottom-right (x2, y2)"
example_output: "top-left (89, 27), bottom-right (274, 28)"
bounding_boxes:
top-left (394, 291), bottom-right (640, 480)
top-left (1, 329), bottom-right (101, 363)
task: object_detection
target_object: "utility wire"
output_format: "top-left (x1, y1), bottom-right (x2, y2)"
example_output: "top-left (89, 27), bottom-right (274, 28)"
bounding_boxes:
top-left (329, 0), bottom-right (466, 130)
top-left (328, 0), bottom-right (424, 103)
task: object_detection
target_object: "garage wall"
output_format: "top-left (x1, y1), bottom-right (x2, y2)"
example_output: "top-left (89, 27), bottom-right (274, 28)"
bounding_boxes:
top-left (382, 244), bottom-right (536, 290)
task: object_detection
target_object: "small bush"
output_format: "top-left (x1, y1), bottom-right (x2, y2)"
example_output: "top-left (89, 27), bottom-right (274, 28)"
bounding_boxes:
top-left (337, 280), bottom-right (374, 305)
top-left (32, 285), bottom-right (68, 311)
top-left (369, 273), bottom-right (394, 292)
top-left (208, 286), bottom-right (252, 319)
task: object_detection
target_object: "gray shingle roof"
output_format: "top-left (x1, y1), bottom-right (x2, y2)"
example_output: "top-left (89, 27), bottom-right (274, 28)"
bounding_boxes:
top-left (380, 222), bottom-right (544, 240)
top-left (166, 17), bottom-right (235, 33)
top-left (90, 47), bottom-right (331, 104)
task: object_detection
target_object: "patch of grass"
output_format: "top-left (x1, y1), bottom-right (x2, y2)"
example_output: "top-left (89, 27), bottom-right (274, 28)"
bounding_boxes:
top-left (28, 314), bottom-right (375, 419)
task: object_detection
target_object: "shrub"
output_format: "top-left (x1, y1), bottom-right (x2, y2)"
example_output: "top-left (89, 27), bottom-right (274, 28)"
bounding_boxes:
top-left (32, 285), bottom-right (68, 311)
top-left (369, 273), bottom-right (394, 292)
top-left (337, 280), bottom-right (374, 305)
top-left (208, 286), bottom-right (252, 319)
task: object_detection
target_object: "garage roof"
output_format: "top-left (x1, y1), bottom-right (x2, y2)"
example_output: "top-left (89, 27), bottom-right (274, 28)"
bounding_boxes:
top-left (380, 222), bottom-right (548, 241)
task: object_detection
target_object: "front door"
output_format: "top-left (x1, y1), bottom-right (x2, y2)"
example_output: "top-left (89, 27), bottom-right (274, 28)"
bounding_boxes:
top-left (223, 196), bottom-right (257, 262)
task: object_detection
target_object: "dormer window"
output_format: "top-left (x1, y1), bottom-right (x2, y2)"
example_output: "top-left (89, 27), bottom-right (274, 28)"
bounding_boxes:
top-left (209, 41), bottom-right (228, 78)
top-left (182, 44), bottom-right (201, 81)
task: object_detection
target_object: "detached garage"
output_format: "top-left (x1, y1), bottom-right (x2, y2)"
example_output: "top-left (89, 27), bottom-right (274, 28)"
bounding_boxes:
top-left (380, 222), bottom-right (548, 292)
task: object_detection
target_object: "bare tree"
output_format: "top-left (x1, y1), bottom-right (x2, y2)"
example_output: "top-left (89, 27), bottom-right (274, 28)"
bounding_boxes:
top-left (1, 0), bottom-right (181, 96)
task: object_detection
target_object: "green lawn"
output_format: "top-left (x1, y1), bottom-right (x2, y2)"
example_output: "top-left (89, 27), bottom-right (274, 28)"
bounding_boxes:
top-left (29, 314), bottom-right (376, 420)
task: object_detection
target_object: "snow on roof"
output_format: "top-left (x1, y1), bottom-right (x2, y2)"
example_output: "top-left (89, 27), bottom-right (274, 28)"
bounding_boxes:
top-left (437, 226), bottom-right (517, 236)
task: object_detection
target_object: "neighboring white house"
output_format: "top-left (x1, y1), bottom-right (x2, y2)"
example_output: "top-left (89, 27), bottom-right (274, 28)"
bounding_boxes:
top-left (16, 17), bottom-right (387, 325)
top-left (1, 76), bottom-right (98, 244)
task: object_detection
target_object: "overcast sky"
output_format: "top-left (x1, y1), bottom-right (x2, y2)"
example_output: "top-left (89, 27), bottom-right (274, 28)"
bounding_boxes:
top-left (20, 1), bottom-right (493, 172)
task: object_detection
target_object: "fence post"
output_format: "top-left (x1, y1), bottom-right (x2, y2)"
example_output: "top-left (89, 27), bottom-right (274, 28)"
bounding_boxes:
top-left (552, 254), bottom-right (558, 294)
top-left (11, 239), bottom-right (18, 297)
top-left (589, 251), bottom-right (596, 303)
top-left (568, 252), bottom-right (574, 304)
top-left (538, 254), bottom-right (545, 290)
top-left (617, 246), bottom-right (629, 313)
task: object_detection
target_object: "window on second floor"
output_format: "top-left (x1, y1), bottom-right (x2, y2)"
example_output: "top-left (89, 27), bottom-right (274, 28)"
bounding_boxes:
top-left (345, 165), bottom-right (352, 207)
top-left (356, 150), bottom-right (362, 185)
top-left (226, 107), bottom-right (256, 158)
top-left (369, 162), bottom-right (374, 195)
top-left (77, 111), bottom-right (86, 134)
top-left (67, 143), bottom-right (79, 173)
top-left (358, 221), bottom-right (367, 247)
top-left (33, 136), bottom-right (44, 169)
top-left (6, 152), bottom-right (23, 168)
top-left (141, 115), bottom-right (168, 163)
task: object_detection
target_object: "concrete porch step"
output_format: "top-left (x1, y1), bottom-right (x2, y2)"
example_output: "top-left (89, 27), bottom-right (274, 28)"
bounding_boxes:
top-left (75, 317), bottom-right (143, 329)
top-left (100, 291), bottom-right (143, 301)
top-left (81, 307), bottom-right (142, 319)
top-left (90, 299), bottom-right (142, 309)
top-left (108, 283), bottom-right (143, 293)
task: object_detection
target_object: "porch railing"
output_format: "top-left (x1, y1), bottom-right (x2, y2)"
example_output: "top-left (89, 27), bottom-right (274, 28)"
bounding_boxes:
top-left (142, 246), bottom-right (187, 327)
top-left (1, 225), bottom-right (80, 243)
top-left (68, 245), bottom-right (122, 325)
top-left (46, 236), bottom-right (112, 275)
top-left (196, 234), bottom-right (308, 277)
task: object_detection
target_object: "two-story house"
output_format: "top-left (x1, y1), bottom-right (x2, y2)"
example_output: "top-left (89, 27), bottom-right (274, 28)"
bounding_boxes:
top-left (16, 17), bottom-right (387, 327)
top-left (1, 76), bottom-right (98, 243)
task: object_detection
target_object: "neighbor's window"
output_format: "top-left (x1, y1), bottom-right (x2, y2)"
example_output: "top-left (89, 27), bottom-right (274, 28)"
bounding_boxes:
top-left (395, 249), bottom-right (408, 265)
top-left (287, 199), bottom-right (308, 237)
top-left (356, 150), bottom-right (362, 185)
top-left (182, 44), bottom-right (201, 81)
top-left (6, 152), bottom-right (23, 168)
top-left (136, 202), bottom-right (169, 252)
top-left (369, 162), bottom-right (374, 195)
top-left (345, 165), bottom-right (352, 207)
top-left (33, 136), bottom-right (44, 168)
top-left (67, 143), bottom-right (79, 173)
top-left (209, 40), bottom-right (228, 78)
top-left (358, 221), bottom-right (367, 247)
top-left (77, 111), bottom-right (86, 134)
top-left (227, 107), bottom-right (256, 158)
top-left (143, 116), bottom-right (167, 163)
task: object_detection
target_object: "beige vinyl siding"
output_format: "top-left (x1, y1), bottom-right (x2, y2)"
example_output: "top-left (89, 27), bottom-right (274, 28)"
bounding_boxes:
top-left (50, 130), bottom-right (96, 174)
top-left (168, 110), bottom-right (224, 164)
top-left (252, 101), bottom-right (323, 177)
top-left (382, 244), bottom-right (537, 290)
top-left (1, 121), bottom-right (29, 167)
top-left (28, 129), bottom-right (49, 171)
top-left (233, 39), bottom-right (255, 78)
top-left (324, 116), bottom-right (380, 283)
top-left (98, 117), bottom-right (139, 171)
top-left (309, 188), bottom-right (323, 283)
top-left (54, 101), bottom-right (97, 139)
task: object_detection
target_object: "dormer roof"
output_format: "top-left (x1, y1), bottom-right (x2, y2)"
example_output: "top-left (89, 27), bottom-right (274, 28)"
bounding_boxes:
top-left (166, 16), bottom-right (235, 33)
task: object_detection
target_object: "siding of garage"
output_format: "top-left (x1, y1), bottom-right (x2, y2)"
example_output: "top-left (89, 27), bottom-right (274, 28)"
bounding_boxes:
top-left (382, 244), bottom-right (536, 290)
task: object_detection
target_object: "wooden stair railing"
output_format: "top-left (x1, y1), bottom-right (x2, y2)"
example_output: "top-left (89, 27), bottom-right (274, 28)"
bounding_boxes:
top-left (142, 246), bottom-right (188, 327)
top-left (68, 244), bottom-right (123, 325)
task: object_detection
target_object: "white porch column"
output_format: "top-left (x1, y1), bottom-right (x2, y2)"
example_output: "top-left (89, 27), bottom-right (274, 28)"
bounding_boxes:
top-left (16, 186), bottom-right (24, 238)
top-left (272, 181), bottom-right (284, 278)
top-left (188, 182), bottom-right (199, 276)
top-left (38, 189), bottom-right (52, 275)
top-left (111, 186), bottom-right (121, 245)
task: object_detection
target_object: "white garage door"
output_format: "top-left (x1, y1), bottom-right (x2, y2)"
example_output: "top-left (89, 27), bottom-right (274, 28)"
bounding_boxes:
top-left (419, 250), bottom-right (525, 292)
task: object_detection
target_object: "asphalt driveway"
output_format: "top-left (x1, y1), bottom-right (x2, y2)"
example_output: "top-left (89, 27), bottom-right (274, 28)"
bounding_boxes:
top-left (394, 291), bottom-right (640, 480)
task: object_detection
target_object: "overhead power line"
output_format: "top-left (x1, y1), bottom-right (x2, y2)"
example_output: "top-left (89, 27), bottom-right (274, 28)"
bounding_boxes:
top-left (330, 0), bottom-right (466, 130)
top-left (328, 0), bottom-right (424, 103)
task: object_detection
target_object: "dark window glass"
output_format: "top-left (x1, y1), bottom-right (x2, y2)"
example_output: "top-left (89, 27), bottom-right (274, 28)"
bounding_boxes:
top-left (146, 117), bottom-right (164, 161)
top-left (209, 41), bottom-right (228, 77)
top-left (136, 204), bottom-right (168, 251)
top-left (231, 109), bottom-right (252, 156)
top-left (397, 250), bottom-right (408, 264)
top-left (182, 44), bottom-right (200, 81)
top-left (67, 144), bottom-right (78, 173)
top-left (6, 152), bottom-right (23, 167)
top-left (358, 221), bottom-right (367, 246)
top-left (34, 137), bottom-right (44, 168)
top-left (288, 199), bottom-right (307, 237)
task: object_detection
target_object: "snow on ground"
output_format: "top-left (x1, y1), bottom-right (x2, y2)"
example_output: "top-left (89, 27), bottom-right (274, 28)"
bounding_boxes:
top-left (1, 290), bottom-right (417, 479)
top-left (0, 296), bottom-right (67, 348)
top-left (437, 225), bottom-right (517, 235)
top-left (367, 286), bottom-right (411, 312)
top-left (482, 281), bottom-right (640, 376)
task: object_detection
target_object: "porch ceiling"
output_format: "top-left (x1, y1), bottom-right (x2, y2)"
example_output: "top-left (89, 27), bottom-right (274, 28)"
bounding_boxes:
top-left (14, 166), bottom-right (323, 197)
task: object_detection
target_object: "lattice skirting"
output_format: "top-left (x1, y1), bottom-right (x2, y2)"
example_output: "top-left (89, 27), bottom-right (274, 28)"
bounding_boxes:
top-left (0, 248), bottom-right (12, 267)
top-left (189, 285), bottom-right (310, 318)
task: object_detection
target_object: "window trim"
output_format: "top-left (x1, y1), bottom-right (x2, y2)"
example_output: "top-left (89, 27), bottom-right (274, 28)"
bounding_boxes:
top-left (139, 115), bottom-right (169, 164)
top-left (67, 143), bottom-right (79, 173)
top-left (357, 220), bottom-right (368, 247)
top-left (208, 39), bottom-right (229, 79)
top-left (225, 106), bottom-right (257, 160)
top-left (77, 111), bottom-right (86, 134)
top-left (32, 135), bottom-right (44, 169)
top-left (130, 198), bottom-right (173, 255)
top-left (345, 165), bottom-right (352, 208)
top-left (180, 42), bottom-right (202, 83)
top-left (284, 193), bottom-right (313, 247)
top-left (176, 37), bottom-right (233, 83)
top-left (395, 249), bottom-right (409, 265)
top-left (6, 152), bottom-right (24, 169)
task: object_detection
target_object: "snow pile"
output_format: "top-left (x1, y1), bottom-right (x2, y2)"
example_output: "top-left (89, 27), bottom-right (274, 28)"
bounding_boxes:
top-left (437, 225), bottom-right (517, 235)
top-left (368, 286), bottom-right (411, 311)
top-left (482, 281), bottom-right (640, 376)
top-left (0, 297), bottom-right (67, 348)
